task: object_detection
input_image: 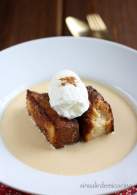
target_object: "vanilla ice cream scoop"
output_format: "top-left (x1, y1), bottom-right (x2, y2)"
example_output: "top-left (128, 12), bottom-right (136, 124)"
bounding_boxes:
top-left (48, 70), bottom-right (89, 119)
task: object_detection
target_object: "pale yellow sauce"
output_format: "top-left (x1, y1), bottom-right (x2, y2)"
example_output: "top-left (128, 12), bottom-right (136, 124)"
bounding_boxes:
top-left (0, 80), bottom-right (137, 175)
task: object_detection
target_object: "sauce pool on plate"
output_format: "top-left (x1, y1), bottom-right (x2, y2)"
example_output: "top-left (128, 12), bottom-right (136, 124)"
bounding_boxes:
top-left (0, 80), bottom-right (137, 175)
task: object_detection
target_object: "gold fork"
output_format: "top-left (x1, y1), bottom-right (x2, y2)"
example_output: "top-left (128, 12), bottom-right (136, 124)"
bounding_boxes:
top-left (86, 14), bottom-right (112, 40)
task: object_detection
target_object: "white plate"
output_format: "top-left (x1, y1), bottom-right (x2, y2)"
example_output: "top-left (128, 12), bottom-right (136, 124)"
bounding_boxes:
top-left (0, 37), bottom-right (137, 195)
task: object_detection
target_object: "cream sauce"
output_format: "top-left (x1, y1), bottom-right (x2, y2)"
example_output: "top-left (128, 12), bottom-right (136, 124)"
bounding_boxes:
top-left (0, 80), bottom-right (137, 175)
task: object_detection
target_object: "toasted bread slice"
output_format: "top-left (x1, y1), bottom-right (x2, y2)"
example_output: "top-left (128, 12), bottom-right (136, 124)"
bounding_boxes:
top-left (26, 90), bottom-right (79, 148)
top-left (79, 86), bottom-right (114, 141)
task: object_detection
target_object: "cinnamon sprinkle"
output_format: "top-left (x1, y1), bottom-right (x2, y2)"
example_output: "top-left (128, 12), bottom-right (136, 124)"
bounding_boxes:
top-left (59, 76), bottom-right (77, 86)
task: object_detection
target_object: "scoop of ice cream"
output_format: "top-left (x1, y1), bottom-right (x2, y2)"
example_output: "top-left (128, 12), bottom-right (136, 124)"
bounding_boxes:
top-left (48, 70), bottom-right (89, 119)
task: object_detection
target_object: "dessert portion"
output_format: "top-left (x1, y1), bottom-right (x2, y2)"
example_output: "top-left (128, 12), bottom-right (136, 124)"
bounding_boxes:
top-left (48, 70), bottom-right (89, 119)
top-left (79, 86), bottom-right (114, 141)
top-left (26, 70), bottom-right (114, 148)
top-left (27, 90), bottom-right (79, 148)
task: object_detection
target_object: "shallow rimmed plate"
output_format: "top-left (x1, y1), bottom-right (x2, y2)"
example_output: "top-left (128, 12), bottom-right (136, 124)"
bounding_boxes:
top-left (0, 37), bottom-right (137, 195)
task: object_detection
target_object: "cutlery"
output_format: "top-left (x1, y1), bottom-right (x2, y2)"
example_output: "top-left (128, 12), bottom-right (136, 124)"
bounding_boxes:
top-left (86, 14), bottom-right (111, 40)
top-left (65, 15), bottom-right (111, 40)
top-left (65, 16), bottom-right (91, 37)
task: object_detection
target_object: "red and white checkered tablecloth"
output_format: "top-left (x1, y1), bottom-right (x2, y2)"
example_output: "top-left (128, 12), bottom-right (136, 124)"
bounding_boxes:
top-left (0, 183), bottom-right (137, 195)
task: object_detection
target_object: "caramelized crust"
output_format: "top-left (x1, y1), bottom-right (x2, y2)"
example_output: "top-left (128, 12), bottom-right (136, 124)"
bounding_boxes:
top-left (79, 86), bottom-right (114, 141)
top-left (26, 90), bottom-right (79, 148)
